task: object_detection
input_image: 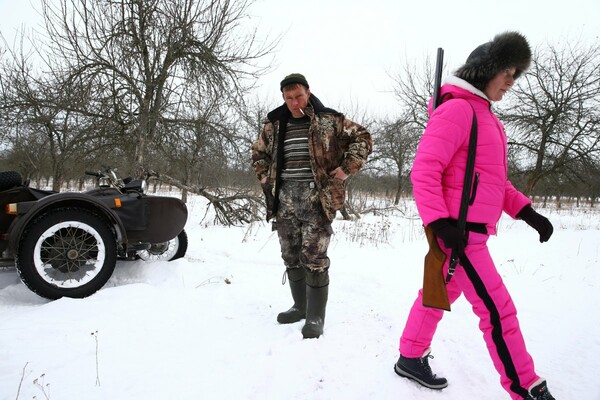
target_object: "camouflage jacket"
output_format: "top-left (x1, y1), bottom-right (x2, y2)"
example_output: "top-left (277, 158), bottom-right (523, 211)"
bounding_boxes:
top-left (251, 94), bottom-right (372, 222)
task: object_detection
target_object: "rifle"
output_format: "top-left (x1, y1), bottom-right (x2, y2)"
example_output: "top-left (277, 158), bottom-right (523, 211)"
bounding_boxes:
top-left (432, 48), bottom-right (444, 110)
top-left (421, 48), bottom-right (451, 311)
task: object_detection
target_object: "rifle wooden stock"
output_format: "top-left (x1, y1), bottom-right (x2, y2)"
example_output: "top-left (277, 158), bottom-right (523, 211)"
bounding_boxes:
top-left (422, 226), bottom-right (451, 311)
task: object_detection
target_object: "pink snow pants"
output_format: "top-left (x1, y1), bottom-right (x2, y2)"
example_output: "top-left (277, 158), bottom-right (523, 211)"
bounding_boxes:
top-left (399, 232), bottom-right (539, 399)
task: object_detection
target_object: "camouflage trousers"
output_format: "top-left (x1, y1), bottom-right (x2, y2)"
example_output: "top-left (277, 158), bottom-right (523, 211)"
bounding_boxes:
top-left (276, 180), bottom-right (332, 276)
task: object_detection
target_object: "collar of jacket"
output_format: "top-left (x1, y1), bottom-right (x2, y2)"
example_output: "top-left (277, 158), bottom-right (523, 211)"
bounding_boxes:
top-left (443, 75), bottom-right (490, 102)
top-left (431, 75), bottom-right (493, 115)
top-left (266, 93), bottom-right (340, 123)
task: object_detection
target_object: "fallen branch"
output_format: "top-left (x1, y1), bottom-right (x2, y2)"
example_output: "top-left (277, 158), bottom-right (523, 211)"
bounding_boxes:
top-left (148, 170), bottom-right (264, 226)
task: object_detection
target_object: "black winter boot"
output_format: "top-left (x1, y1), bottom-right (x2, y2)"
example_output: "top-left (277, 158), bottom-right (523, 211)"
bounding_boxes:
top-left (301, 270), bottom-right (329, 339)
top-left (277, 268), bottom-right (306, 324)
top-left (528, 380), bottom-right (555, 400)
top-left (394, 348), bottom-right (448, 390)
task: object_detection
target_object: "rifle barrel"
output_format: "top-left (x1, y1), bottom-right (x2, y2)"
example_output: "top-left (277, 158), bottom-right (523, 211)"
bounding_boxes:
top-left (432, 48), bottom-right (444, 111)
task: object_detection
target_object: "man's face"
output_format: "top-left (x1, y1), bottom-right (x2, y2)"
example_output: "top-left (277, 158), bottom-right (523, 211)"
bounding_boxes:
top-left (484, 67), bottom-right (516, 102)
top-left (282, 85), bottom-right (310, 118)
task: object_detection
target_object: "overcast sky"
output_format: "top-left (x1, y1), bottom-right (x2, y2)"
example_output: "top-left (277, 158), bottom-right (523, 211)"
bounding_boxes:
top-left (250, 0), bottom-right (600, 116)
top-left (2, 0), bottom-right (599, 117)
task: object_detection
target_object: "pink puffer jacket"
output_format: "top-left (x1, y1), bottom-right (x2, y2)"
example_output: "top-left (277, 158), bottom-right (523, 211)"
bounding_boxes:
top-left (411, 77), bottom-right (531, 235)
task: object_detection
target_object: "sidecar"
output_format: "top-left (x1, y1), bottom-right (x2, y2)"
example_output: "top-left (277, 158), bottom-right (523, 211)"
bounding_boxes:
top-left (0, 171), bottom-right (188, 300)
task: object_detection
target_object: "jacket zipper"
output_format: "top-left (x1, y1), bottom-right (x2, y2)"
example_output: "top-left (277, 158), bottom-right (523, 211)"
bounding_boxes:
top-left (469, 172), bottom-right (480, 205)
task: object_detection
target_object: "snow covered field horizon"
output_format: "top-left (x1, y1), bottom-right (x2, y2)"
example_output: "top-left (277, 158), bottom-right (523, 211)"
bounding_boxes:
top-left (1, 194), bottom-right (599, 399)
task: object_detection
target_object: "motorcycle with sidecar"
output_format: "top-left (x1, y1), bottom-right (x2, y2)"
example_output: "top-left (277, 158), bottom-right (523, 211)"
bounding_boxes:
top-left (0, 167), bottom-right (188, 300)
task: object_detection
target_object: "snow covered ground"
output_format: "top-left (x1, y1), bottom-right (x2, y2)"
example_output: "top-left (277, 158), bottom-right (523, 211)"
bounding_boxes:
top-left (0, 194), bottom-right (598, 399)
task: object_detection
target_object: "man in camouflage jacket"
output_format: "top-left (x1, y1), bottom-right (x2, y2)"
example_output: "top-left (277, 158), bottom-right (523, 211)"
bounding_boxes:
top-left (251, 73), bottom-right (371, 339)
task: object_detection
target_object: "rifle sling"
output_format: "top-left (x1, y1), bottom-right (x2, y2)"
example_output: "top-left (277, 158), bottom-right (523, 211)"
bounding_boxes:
top-left (447, 106), bottom-right (478, 283)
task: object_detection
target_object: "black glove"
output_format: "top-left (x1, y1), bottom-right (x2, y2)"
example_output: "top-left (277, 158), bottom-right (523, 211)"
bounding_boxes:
top-left (428, 218), bottom-right (466, 253)
top-left (517, 205), bottom-right (553, 243)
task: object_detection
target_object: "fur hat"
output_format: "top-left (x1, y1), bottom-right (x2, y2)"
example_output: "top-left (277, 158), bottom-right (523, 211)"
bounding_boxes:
top-left (280, 73), bottom-right (309, 92)
top-left (455, 31), bottom-right (532, 91)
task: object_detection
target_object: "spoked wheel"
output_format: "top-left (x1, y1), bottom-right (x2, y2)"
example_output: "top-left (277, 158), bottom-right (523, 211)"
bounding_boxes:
top-left (137, 229), bottom-right (188, 262)
top-left (16, 208), bottom-right (117, 300)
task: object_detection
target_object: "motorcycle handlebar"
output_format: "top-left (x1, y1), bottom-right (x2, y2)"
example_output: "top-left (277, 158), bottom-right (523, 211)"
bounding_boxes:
top-left (85, 171), bottom-right (101, 177)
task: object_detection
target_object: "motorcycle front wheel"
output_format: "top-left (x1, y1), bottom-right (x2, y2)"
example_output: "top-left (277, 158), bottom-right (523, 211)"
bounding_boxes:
top-left (137, 229), bottom-right (188, 262)
top-left (16, 208), bottom-right (117, 300)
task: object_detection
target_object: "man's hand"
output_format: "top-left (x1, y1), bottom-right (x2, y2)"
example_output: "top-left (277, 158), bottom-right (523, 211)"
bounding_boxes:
top-left (260, 179), bottom-right (274, 215)
top-left (329, 167), bottom-right (348, 180)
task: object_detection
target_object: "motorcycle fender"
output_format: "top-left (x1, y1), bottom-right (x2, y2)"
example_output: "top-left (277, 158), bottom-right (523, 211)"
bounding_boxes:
top-left (0, 186), bottom-right (49, 253)
top-left (7, 192), bottom-right (127, 253)
top-left (129, 196), bottom-right (188, 243)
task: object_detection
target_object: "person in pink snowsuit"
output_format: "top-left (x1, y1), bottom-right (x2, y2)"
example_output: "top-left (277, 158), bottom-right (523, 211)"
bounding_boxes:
top-left (394, 32), bottom-right (556, 400)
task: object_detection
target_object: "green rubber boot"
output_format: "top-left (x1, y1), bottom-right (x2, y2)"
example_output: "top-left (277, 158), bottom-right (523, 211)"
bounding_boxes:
top-left (277, 268), bottom-right (306, 324)
top-left (302, 270), bottom-right (329, 339)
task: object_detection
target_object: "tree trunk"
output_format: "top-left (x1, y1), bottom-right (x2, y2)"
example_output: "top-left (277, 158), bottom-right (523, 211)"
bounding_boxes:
top-left (394, 172), bottom-right (403, 205)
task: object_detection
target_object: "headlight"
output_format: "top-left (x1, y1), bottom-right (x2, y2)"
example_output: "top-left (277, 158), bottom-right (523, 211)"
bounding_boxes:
top-left (99, 177), bottom-right (110, 187)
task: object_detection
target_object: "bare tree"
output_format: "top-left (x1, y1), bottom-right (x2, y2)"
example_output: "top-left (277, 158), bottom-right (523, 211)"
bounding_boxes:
top-left (38, 0), bottom-right (275, 177)
top-left (499, 40), bottom-right (600, 195)
top-left (375, 55), bottom-right (439, 203)
top-left (371, 114), bottom-right (421, 204)
top-left (389, 55), bottom-right (438, 131)
top-left (0, 40), bottom-right (119, 190)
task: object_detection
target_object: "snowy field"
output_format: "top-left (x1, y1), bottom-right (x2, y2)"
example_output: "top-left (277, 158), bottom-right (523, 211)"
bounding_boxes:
top-left (0, 193), bottom-right (598, 400)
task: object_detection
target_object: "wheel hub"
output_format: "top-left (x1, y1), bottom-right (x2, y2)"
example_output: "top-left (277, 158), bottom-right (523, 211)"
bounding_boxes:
top-left (45, 231), bottom-right (89, 272)
top-left (67, 249), bottom-right (79, 260)
top-left (148, 242), bottom-right (169, 255)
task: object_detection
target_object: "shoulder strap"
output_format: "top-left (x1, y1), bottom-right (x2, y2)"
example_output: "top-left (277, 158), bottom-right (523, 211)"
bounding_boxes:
top-left (457, 106), bottom-right (478, 233)
top-left (446, 105), bottom-right (477, 283)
